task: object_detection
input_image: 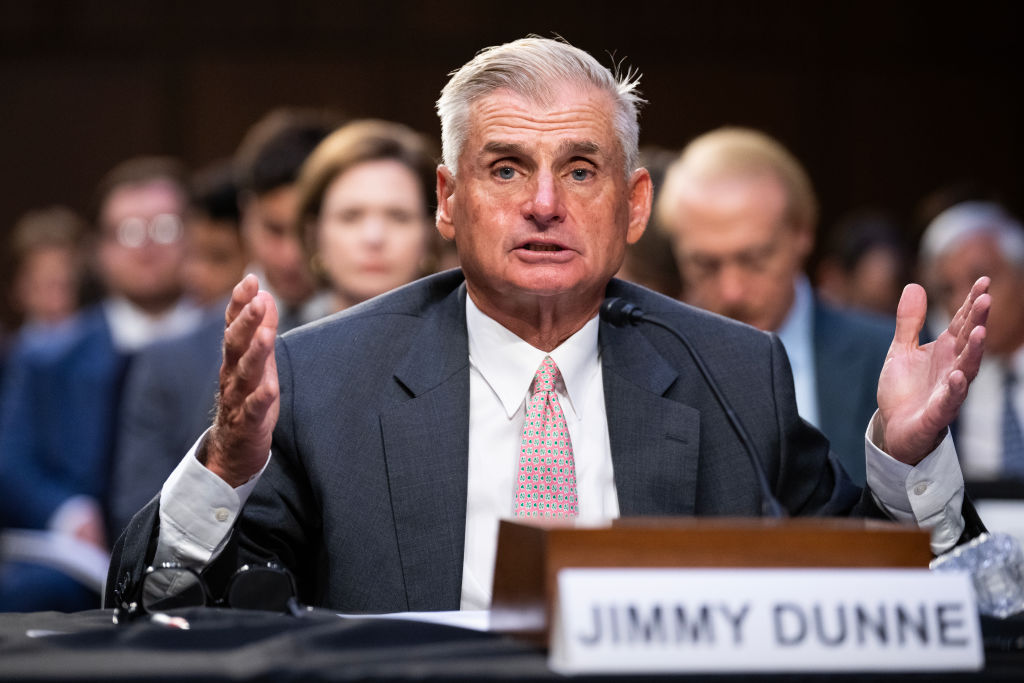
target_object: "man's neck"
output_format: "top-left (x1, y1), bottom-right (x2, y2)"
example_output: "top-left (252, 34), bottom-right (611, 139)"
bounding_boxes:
top-left (465, 285), bottom-right (600, 352)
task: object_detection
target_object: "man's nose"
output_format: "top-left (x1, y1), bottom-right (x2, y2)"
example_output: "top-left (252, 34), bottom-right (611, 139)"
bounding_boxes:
top-left (523, 170), bottom-right (565, 227)
top-left (717, 264), bottom-right (750, 306)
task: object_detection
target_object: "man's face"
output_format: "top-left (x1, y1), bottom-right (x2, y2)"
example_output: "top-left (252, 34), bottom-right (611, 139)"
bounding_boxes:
top-left (241, 185), bottom-right (316, 307)
top-left (665, 173), bottom-right (812, 332)
top-left (182, 217), bottom-right (248, 307)
top-left (97, 179), bottom-right (187, 312)
top-left (436, 85), bottom-right (650, 319)
top-left (931, 233), bottom-right (1024, 355)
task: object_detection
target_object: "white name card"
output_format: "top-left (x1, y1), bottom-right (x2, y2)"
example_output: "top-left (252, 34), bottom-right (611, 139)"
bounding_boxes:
top-left (550, 568), bottom-right (983, 674)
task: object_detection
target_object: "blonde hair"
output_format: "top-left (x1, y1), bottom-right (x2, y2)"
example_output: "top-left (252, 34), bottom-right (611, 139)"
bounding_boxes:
top-left (657, 127), bottom-right (818, 234)
top-left (436, 36), bottom-right (644, 177)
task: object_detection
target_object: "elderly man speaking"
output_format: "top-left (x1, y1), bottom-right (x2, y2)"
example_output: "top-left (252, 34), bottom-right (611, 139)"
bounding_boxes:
top-left (108, 37), bottom-right (990, 615)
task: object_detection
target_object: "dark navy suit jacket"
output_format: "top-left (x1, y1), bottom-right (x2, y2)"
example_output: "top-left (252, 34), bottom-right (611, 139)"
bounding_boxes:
top-left (0, 306), bottom-right (127, 533)
top-left (107, 271), bottom-right (901, 612)
top-left (813, 301), bottom-right (896, 486)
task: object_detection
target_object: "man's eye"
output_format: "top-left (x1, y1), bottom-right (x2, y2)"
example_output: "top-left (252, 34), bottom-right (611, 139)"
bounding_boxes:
top-left (496, 166), bottom-right (516, 180)
top-left (570, 168), bottom-right (591, 181)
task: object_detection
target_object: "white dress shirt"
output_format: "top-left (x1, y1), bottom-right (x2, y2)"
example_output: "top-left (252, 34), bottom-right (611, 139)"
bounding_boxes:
top-left (956, 348), bottom-right (1024, 480)
top-left (461, 296), bottom-right (617, 609)
top-left (154, 292), bottom-right (967, 610)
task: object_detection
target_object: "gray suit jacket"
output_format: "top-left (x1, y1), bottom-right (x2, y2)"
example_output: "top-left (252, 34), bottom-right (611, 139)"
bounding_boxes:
top-left (108, 270), bottom-right (884, 612)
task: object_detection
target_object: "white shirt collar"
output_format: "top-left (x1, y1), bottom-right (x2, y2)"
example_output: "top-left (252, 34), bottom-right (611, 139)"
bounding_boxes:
top-left (103, 296), bottom-right (201, 353)
top-left (465, 295), bottom-right (600, 420)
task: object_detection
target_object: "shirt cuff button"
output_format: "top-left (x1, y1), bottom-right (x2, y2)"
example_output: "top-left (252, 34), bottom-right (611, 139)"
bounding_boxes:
top-left (214, 507), bottom-right (230, 522)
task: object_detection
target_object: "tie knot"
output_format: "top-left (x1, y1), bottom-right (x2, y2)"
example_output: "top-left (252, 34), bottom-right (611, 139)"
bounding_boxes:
top-left (532, 356), bottom-right (561, 394)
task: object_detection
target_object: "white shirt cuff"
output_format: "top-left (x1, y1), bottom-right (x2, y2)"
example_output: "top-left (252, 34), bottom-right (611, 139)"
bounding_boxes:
top-left (154, 429), bottom-right (270, 568)
top-left (864, 411), bottom-right (965, 554)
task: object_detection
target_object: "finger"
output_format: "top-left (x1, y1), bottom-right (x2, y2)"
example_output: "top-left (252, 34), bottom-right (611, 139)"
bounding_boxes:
top-left (225, 322), bottom-right (276, 404)
top-left (948, 276), bottom-right (989, 342)
top-left (254, 290), bottom-right (279, 337)
top-left (892, 283), bottom-right (927, 348)
top-left (954, 322), bottom-right (987, 385)
top-left (222, 294), bottom-right (267, 371)
top-left (225, 274), bottom-right (260, 327)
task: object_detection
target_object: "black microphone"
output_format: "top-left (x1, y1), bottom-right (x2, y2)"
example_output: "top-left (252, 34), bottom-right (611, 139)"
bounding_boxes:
top-left (600, 297), bottom-right (786, 518)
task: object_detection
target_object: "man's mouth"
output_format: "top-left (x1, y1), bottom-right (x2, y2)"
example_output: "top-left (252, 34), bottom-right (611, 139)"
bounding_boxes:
top-left (522, 243), bottom-right (564, 251)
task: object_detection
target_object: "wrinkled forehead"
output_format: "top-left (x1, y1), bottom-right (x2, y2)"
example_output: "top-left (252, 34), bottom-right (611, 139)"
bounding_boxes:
top-left (464, 85), bottom-right (622, 157)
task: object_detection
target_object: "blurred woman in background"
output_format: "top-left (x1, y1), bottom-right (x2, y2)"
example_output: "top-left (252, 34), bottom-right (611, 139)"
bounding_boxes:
top-left (295, 119), bottom-right (442, 314)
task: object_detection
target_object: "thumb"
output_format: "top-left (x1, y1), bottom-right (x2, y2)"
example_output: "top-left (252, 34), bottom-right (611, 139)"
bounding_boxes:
top-left (893, 283), bottom-right (927, 348)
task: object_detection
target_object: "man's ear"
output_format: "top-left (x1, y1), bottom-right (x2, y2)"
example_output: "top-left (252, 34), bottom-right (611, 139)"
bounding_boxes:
top-left (436, 165), bottom-right (456, 241)
top-left (626, 167), bottom-right (653, 245)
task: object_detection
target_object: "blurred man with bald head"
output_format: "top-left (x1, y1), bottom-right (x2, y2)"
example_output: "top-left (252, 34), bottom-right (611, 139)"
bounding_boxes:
top-left (657, 128), bottom-right (897, 484)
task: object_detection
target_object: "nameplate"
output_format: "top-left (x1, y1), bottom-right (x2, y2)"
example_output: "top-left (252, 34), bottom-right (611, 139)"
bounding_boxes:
top-left (550, 568), bottom-right (983, 674)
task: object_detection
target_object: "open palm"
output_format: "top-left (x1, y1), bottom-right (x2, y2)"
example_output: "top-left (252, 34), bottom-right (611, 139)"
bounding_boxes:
top-left (876, 278), bottom-right (989, 464)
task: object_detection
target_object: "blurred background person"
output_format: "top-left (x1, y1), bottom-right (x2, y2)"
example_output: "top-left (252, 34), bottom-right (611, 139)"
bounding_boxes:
top-left (6, 206), bottom-right (93, 333)
top-left (814, 209), bottom-right (913, 317)
top-left (656, 127), bottom-right (894, 485)
top-left (107, 114), bottom-right (337, 537)
top-left (180, 160), bottom-right (247, 309)
top-left (0, 157), bottom-right (197, 612)
top-left (295, 118), bottom-right (441, 314)
top-left (919, 201), bottom-right (1024, 485)
top-left (233, 108), bottom-right (341, 331)
top-left (1, 207), bottom-right (95, 397)
top-left (616, 146), bottom-right (682, 299)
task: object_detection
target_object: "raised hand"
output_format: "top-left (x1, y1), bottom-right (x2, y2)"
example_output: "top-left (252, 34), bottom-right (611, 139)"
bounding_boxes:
top-left (876, 277), bottom-right (990, 465)
top-left (200, 274), bottom-right (280, 487)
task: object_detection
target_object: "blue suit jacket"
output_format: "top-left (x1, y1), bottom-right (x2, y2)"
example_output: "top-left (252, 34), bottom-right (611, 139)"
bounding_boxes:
top-left (108, 271), bottom-right (891, 612)
top-left (813, 301), bottom-right (896, 486)
top-left (0, 306), bottom-right (128, 532)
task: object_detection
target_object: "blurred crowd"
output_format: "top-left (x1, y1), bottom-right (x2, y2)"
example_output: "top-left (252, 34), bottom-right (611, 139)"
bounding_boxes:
top-left (1, 111), bottom-right (1022, 612)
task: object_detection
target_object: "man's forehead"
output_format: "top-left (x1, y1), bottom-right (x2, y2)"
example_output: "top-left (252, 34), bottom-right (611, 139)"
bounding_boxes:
top-left (464, 86), bottom-right (618, 151)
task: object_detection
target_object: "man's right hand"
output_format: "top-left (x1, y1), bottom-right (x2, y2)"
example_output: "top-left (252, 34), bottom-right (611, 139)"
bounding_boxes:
top-left (201, 274), bottom-right (280, 487)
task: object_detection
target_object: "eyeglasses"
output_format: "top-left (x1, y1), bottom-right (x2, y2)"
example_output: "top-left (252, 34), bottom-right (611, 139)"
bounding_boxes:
top-left (109, 214), bottom-right (184, 248)
top-left (112, 562), bottom-right (299, 624)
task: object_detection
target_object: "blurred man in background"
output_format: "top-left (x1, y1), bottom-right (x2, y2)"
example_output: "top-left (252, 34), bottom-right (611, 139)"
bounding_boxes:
top-left (656, 127), bottom-right (894, 484)
top-left (0, 157), bottom-right (198, 611)
top-left (920, 201), bottom-right (1024, 484)
top-left (233, 109), bottom-right (340, 331)
top-left (108, 113), bottom-right (337, 536)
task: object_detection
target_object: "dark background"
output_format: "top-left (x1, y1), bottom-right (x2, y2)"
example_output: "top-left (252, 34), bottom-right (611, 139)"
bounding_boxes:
top-left (2, 0), bottom-right (1020, 318)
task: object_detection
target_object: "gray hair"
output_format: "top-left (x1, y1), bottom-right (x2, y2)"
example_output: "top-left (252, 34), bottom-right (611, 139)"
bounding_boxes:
top-left (436, 36), bottom-right (644, 177)
top-left (920, 201), bottom-right (1024, 272)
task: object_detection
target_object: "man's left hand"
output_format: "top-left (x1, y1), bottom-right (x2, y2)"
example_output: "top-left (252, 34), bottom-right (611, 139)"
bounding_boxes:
top-left (876, 277), bottom-right (990, 465)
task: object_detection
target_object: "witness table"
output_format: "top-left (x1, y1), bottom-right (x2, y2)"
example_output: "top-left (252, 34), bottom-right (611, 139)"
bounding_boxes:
top-left (1, 608), bottom-right (1022, 681)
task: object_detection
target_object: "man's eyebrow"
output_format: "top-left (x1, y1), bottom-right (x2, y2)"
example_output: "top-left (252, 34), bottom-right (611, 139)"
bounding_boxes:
top-left (481, 142), bottom-right (526, 157)
top-left (559, 140), bottom-right (602, 157)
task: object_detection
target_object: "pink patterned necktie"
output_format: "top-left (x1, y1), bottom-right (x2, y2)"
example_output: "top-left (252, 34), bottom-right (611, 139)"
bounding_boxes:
top-left (514, 356), bottom-right (579, 518)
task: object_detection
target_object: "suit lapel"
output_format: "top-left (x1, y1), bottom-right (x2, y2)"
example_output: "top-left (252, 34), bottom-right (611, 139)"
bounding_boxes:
top-left (380, 285), bottom-right (470, 610)
top-left (600, 319), bottom-right (701, 515)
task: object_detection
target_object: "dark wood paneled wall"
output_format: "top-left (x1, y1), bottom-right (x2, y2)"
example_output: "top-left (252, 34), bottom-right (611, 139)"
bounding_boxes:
top-left (2, 0), bottom-right (1020, 315)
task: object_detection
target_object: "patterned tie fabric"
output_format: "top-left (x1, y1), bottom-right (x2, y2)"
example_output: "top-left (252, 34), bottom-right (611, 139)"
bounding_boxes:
top-left (514, 356), bottom-right (579, 517)
top-left (1002, 369), bottom-right (1024, 479)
